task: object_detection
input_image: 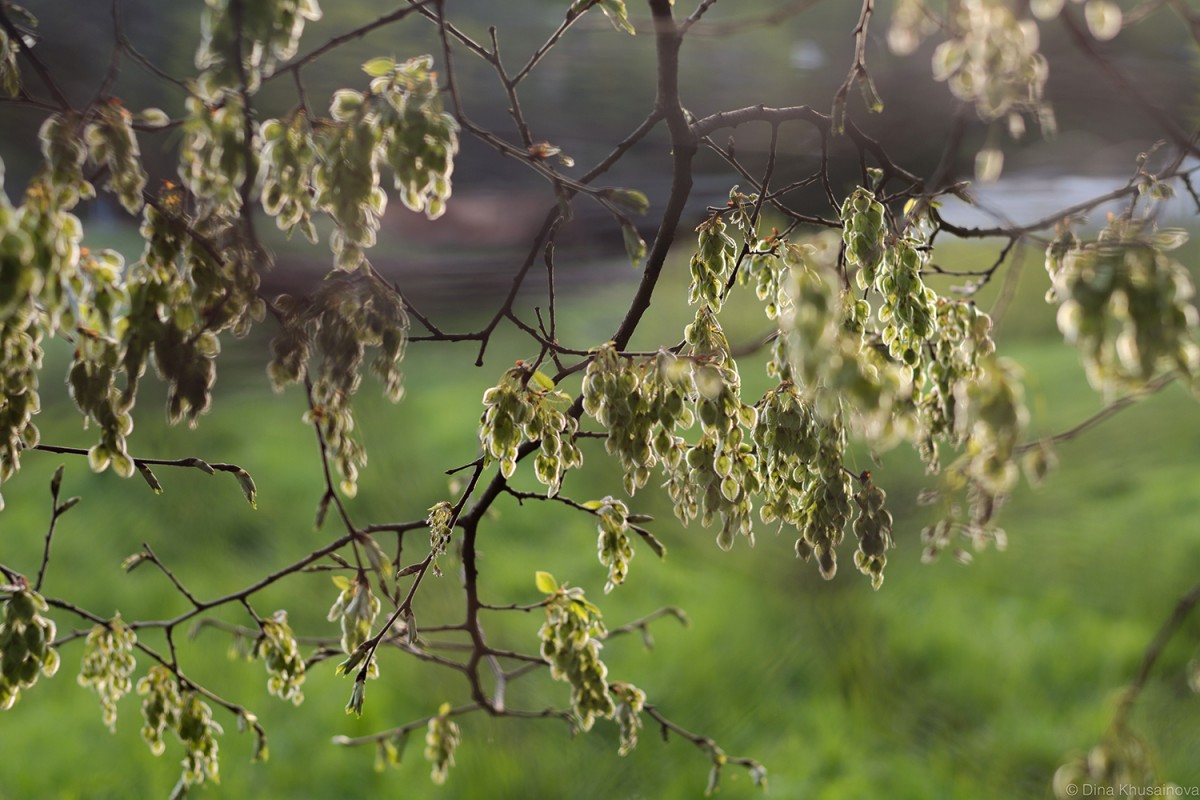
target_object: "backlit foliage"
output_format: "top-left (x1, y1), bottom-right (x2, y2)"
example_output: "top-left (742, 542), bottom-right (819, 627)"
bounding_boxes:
top-left (77, 614), bottom-right (137, 731)
top-left (536, 571), bottom-right (616, 732)
top-left (0, 0), bottom-right (1197, 796)
top-left (256, 611), bottom-right (305, 705)
top-left (0, 585), bottom-right (59, 710)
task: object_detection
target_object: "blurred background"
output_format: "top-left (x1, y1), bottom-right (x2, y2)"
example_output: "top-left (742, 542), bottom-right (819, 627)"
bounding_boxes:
top-left (1, 1), bottom-right (1200, 798)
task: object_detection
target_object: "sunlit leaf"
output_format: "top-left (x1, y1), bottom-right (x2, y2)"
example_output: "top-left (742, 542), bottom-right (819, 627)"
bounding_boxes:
top-left (597, 0), bottom-right (635, 35)
top-left (362, 57), bottom-right (396, 77)
top-left (535, 571), bottom-right (558, 594)
top-left (622, 220), bottom-right (646, 269)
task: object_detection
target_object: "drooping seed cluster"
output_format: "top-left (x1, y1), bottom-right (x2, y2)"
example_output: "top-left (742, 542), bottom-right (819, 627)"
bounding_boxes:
top-left (1046, 220), bottom-right (1199, 395)
top-left (424, 702), bottom-right (461, 785)
top-left (480, 362), bottom-right (582, 497)
top-left (327, 573), bottom-right (381, 679)
top-left (257, 610), bottom-right (306, 706)
top-left (0, 587), bottom-right (59, 710)
top-left (77, 615), bottom-right (137, 731)
top-left (536, 572), bottom-right (614, 732)
top-left (137, 665), bottom-right (224, 790)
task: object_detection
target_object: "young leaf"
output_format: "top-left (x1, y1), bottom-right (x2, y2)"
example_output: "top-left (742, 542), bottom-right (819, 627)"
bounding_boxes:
top-left (621, 220), bottom-right (647, 269)
top-left (598, 0), bottom-right (635, 34)
top-left (362, 57), bottom-right (396, 77)
top-left (234, 468), bottom-right (257, 509)
top-left (361, 536), bottom-right (393, 583)
top-left (345, 678), bottom-right (366, 716)
top-left (530, 370), bottom-right (556, 391)
top-left (604, 188), bottom-right (650, 216)
top-left (535, 571), bottom-right (558, 594)
top-left (337, 642), bottom-right (372, 676)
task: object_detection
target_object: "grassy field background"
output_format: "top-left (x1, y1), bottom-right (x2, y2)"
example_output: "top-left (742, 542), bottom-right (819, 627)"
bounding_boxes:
top-left (1, 229), bottom-right (1199, 799)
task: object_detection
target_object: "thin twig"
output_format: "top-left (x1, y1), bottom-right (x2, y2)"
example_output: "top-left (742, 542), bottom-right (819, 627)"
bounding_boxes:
top-left (1114, 579), bottom-right (1200, 728)
top-left (271, 0), bottom-right (440, 79)
top-left (1015, 373), bottom-right (1179, 454)
top-left (0, 3), bottom-right (72, 109)
top-left (140, 543), bottom-right (201, 607)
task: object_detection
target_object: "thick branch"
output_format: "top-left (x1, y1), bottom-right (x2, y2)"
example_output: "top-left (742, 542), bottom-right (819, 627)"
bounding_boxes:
top-left (610, 0), bottom-right (697, 350)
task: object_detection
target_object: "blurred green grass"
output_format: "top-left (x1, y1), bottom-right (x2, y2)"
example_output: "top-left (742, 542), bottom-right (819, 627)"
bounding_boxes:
top-left (1, 230), bottom-right (1200, 799)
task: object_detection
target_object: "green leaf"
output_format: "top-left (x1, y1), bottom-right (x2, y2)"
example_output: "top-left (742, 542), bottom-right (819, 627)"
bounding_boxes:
top-left (345, 678), bottom-right (366, 716)
top-left (361, 536), bottom-right (393, 582)
top-left (535, 571), bottom-right (558, 594)
top-left (362, 57), bottom-right (396, 78)
top-left (621, 220), bottom-right (646, 269)
top-left (604, 188), bottom-right (650, 216)
top-left (331, 575), bottom-right (352, 591)
top-left (404, 608), bottom-right (418, 646)
top-left (598, 0), bottom-right (635, 35)
top-left (530, 370), bottom-right (556, 391)
top-left (337, 642), bottom-right (371, 676)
